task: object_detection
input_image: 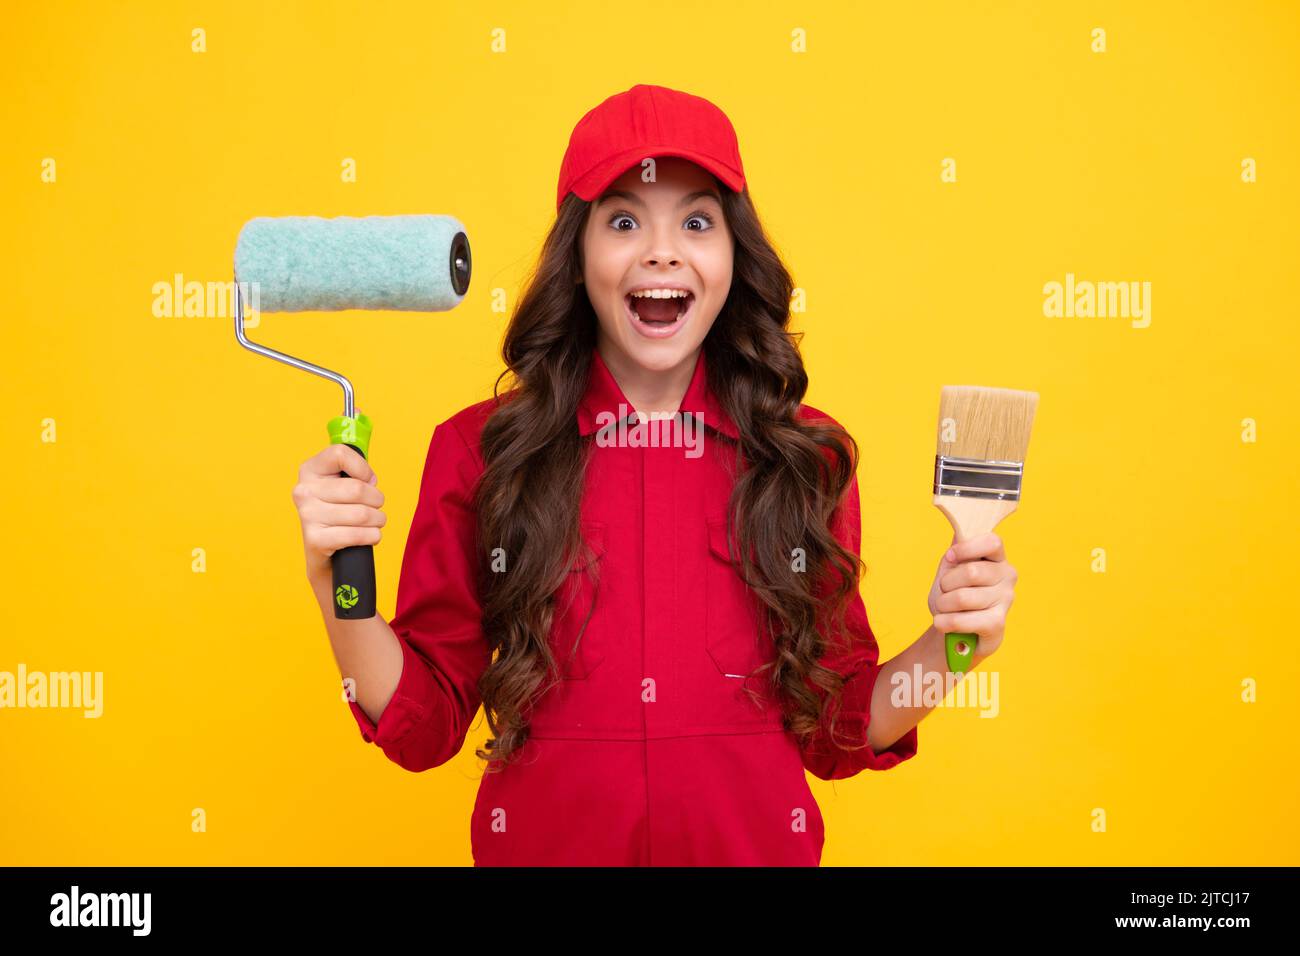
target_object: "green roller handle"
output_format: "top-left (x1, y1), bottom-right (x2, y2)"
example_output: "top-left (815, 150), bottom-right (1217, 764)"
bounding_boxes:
top-left (945, 632), bottom-right (978, 674)
top-left (327, 413), bottom-right (376, 620)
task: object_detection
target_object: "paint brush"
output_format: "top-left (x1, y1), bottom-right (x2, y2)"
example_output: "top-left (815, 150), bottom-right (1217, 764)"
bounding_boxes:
top-left (933, 385), bottom-right (1039, 673)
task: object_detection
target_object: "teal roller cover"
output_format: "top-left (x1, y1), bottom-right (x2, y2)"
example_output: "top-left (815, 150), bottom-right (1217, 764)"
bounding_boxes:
top-left (234, 214), bottom-right (471, 312)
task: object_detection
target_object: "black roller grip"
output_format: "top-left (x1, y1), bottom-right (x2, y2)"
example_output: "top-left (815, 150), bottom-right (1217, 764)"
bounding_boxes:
top-left (331, 442), bottom-right (377, 620)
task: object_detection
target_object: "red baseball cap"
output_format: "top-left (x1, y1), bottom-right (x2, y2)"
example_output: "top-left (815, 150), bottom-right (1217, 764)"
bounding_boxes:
top-left (556, 84), bottom-right (747, 211)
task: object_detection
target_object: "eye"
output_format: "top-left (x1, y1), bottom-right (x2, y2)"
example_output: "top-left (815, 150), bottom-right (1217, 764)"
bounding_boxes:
top-left (685, 211), bottom-right (716, 231)
top-left (609, 212), bottom-right (637, 231)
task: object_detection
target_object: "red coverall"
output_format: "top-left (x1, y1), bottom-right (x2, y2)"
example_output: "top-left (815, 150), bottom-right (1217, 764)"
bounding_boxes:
top-left (346, 345), bottom-right (919, 865)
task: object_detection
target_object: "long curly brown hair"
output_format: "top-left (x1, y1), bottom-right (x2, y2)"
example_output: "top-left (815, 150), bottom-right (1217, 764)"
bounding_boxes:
top-left (471, 183), bottom-right (865, 770)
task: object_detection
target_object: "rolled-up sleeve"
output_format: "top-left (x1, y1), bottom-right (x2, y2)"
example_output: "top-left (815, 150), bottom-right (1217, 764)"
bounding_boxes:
top-left (800, 469), bottom-right (919, 781)
top-left (346, 416), bottom-right (491, 773)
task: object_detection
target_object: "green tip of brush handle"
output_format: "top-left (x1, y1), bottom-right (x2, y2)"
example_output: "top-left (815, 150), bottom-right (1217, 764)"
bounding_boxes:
top-left (945, 632), bottom-right (978, 674)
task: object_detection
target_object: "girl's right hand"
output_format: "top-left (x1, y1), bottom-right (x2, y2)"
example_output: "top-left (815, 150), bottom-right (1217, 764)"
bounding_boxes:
top-left (292, 445), bottom-right (386, 580)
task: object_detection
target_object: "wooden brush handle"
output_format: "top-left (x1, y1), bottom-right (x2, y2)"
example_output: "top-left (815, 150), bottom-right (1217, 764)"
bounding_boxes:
top-left (934, 495), bottom-right (1018, 674)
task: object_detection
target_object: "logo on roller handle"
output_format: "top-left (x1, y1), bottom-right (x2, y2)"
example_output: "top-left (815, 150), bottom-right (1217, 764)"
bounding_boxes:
top-left (335, 585), bottom-right (360, 611)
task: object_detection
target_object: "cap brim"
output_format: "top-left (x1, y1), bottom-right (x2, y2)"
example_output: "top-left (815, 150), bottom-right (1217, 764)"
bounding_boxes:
top-left (570, 146), bottom-right (745, 203)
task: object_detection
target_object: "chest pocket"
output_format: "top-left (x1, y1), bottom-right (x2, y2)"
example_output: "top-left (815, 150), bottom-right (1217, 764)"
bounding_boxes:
top-left (705, 515), bottom-right (771, 680)
top-left (548, 522), bottom-right (607, 680)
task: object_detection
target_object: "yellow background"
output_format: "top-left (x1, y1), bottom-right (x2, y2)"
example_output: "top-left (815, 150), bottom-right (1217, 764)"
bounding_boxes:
top-left (2, 0), bottom-right (1296, 865)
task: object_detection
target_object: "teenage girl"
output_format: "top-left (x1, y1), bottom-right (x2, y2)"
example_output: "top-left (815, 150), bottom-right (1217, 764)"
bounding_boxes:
top-left (290, 84), bottom-right (1018, 866)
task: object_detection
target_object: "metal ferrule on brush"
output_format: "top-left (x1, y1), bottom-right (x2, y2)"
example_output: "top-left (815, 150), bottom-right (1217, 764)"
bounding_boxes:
top-left (933, 455), bottom-right (1025, 501)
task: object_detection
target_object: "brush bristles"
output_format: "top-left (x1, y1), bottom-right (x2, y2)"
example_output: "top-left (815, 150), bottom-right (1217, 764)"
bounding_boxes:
top-left (937, 386), bottom-right (1039, 462)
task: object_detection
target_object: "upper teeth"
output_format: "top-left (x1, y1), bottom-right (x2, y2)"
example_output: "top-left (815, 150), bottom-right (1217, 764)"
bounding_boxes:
top-left (629, 289), bottom-right (690, 299)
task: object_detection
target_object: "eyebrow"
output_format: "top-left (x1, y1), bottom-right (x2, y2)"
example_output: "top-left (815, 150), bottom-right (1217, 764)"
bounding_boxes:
top-left (595, 188), bottom-right (723, 209)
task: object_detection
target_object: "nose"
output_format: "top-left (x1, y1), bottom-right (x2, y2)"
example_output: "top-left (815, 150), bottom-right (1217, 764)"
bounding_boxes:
top-left (642, 219), bottom-right (684, 268)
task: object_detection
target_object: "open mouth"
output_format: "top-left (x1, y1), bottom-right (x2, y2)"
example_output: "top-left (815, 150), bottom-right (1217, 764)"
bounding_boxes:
top-left (624, 290), bottom-right (694, 334)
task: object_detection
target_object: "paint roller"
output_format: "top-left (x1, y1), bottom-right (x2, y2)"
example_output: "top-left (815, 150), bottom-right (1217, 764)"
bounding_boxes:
top-left (233, 215), bottom-right (472, 620)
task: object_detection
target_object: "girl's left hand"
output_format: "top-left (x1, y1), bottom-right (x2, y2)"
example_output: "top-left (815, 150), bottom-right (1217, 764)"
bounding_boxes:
top-left (927, 532), bottom-right (1018, 661)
